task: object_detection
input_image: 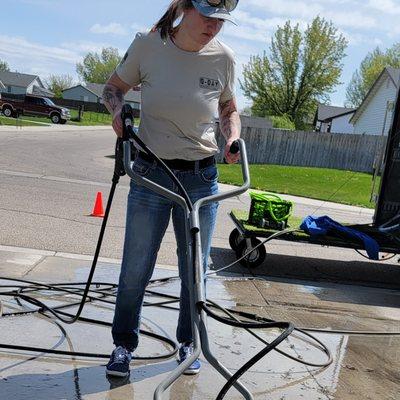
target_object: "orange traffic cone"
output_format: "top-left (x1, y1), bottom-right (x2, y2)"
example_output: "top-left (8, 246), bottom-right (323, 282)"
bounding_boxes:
top-left (91, 192), bottom-right (105, 217)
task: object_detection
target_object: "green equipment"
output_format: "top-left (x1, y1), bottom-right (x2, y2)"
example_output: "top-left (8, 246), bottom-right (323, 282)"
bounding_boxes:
top-left (248, 192), bottom-right (293, 230)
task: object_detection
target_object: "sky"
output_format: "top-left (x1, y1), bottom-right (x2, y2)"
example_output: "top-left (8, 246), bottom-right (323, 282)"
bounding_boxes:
top-left (1, 0), bottom-right (400, 111)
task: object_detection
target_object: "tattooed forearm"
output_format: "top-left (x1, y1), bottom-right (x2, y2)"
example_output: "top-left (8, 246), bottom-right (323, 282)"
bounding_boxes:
top-left (218, 98), bottom-right (241, 142)
top-left (103, 84), bottom-right (124, 116)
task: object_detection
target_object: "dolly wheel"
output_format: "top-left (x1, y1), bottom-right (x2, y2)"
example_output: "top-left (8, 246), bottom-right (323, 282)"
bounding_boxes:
top-left (235, 238), bottom-right (266, 268)
top-left (229, 228), bottom-right (244, 251)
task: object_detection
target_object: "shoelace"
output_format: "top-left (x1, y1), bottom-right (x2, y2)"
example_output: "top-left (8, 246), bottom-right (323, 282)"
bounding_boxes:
top-left (181, 343), bottom-right (194, 358)
top-left (113, 346), bottom-right (129, 363)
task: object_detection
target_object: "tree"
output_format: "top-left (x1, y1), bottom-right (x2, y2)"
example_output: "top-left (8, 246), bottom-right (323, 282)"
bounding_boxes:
top-left (345, 44), bottom-right (400, 107)
top-left (241, 17), bottom-right (347, 129)
top-left (45, 74), bottom-right (74, 98)
top-left (76, 47), bottom-right (121, 84)
top-left (270, 114), bottom-right (296, 130)
top-left (0, 60), bottom-right (10, 72)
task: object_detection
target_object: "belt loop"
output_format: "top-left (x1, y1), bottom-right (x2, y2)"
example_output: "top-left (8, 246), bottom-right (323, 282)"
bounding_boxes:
top-left (194, 160), bottom-right (200, 174)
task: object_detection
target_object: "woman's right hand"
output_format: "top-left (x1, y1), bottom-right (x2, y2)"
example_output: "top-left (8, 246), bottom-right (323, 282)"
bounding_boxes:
top-left (112, 110), bottom-right (123, 137)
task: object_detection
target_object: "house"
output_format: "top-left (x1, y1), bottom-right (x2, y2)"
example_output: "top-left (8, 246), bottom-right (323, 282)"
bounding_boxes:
top-left (0, 71), bottom-right (54, 97)
top-left (350, 67), bottom-right (400, 135)
top-left (314, 104), bottom-right (356, 133)
top-left (62, 83), bottom-right (141, 110)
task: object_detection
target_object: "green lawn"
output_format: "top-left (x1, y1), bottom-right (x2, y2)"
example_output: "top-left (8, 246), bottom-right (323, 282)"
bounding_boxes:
top-left (68, 110), bottom-right (113, 126)
top-left (3, 110), bottom-right (139, 127)
top-left (0, 115), bottom-right (45, 126)
top-left (218, 163), bottom-right (376, 208)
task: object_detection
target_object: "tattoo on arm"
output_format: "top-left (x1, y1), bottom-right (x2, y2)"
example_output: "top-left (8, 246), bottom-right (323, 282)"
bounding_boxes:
top-left (103, 85), bottom-right (124, 115)
top-left (218, 98), bottom-right (241, 141)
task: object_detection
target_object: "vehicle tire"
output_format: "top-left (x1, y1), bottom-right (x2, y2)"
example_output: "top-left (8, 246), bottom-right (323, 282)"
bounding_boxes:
top-left (229, 228), bottom-right (244, 251)
top-left (60, 119), bottom-right (67, 125)
top-left (51, 113), bottom-right (61, 124)
top-left (2, 106), bottom-right (13, 118)
top-left (235, 238), bottom-right (266, 268)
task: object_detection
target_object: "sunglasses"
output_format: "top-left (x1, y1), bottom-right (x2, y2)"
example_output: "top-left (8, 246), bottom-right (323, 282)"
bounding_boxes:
top-left (206, 0), bottom-right (239, 12)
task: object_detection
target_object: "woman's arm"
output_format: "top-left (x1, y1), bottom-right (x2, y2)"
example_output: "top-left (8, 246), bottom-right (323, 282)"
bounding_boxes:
top-left (103, 72), bottom-right (132, 137)
top-left (218, 97), bottom-right (241, 163)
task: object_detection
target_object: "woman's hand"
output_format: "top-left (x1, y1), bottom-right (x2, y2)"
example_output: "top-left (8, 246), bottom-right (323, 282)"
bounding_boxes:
top-left (103, 72), bottom-right (131, 137)
top-left (224, 139), bottom-right (240, 164)
top-left (112, 110), bottom-right (123, 138)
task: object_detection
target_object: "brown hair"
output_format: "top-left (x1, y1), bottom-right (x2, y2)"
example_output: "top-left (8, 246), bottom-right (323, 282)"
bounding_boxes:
top-left (152, 0), bottom-right (194, 39)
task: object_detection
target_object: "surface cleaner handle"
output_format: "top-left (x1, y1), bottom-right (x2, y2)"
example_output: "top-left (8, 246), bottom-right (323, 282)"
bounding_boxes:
top-left (121, 104), bottom-right (134, 141)
top-left (195, 138), bottom-right (250, 209)
top-left (223, 139), bottom-right (240, 164)
top-left (230, 140), bottom-right (240, 154)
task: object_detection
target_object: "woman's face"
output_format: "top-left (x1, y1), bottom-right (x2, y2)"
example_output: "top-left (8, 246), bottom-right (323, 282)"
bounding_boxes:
top-left (183, 8), bottom-right (224, 46)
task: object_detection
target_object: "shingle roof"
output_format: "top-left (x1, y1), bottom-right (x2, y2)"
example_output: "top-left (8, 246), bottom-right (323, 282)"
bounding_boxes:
top-left (81, 82), bottom-right (141, 103)
top-left (0, 71), bottom-right (38, 88)
top-left (32, 85), bottom-right (55, 97)
top-left (386, 67), bottom-right (400, 88)
top-left (316, 104), bottom-right (356, 122)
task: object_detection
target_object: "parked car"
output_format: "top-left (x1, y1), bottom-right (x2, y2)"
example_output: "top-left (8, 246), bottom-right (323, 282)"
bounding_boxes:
top-left (0, 94), bottom-right (71, 124)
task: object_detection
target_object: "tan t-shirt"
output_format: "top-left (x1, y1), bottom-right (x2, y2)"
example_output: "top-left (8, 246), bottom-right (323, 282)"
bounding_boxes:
top-left (116, 30), bottom-right (236, 160)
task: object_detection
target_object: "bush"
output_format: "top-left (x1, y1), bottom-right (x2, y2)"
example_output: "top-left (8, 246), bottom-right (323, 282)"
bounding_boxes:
top-left (269, 114), bottom-right (296, 130)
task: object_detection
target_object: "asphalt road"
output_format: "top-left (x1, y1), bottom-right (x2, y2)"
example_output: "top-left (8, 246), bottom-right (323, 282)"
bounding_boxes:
top-left (0, 125), bottom-right (398, 287)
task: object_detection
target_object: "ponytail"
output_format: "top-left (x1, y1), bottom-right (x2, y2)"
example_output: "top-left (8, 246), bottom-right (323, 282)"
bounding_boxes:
top-left (153, 0), bottom-right (193, 39)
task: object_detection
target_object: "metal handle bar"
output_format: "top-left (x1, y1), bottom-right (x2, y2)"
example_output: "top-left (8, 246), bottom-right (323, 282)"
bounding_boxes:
top-left (120, 103), bottom-right (250, 210)
top-left (194, 138), bottom-right (250, 211)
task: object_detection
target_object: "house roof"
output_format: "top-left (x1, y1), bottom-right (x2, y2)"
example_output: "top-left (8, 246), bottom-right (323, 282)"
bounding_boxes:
top-left (316, 104), bottom-right (356, 122)
top-left (386, 67), bottom-right (400, 87)
top-left (32, 85), bottom-right (55, 97)
top-left (0, 71), bottom-right (39, 88)
top-left (350, 67), bottom-right (400, 125)
top-left (63, 83), bottom-right (141, 103)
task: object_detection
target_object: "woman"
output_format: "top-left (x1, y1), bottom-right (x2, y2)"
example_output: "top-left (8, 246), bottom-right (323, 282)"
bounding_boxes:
top-left (103, 0), bottom-right (241, 378)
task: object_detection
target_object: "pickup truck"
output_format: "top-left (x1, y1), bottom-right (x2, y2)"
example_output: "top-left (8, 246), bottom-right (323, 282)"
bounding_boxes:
top-left (0, 94), bottom-right (71, 124)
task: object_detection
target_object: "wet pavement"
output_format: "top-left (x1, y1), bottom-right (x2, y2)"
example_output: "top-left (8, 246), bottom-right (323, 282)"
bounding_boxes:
top-left (0, 248), bottom-right (399, 399)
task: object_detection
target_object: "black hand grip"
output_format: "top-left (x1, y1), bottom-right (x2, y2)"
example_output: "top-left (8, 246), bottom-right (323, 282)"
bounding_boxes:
top-left (230, 140), bottom-right (240, 154)
top-left (121, 104), bottom-right (134, 141)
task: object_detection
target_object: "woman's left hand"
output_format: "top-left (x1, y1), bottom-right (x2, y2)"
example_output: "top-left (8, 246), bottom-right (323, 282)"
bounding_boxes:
top-left (224, 140), bottom-right (240, 164)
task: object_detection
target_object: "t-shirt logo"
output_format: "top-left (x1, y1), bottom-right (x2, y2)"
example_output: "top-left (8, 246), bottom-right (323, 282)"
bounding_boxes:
top-left (199, 77), bottom-right (219, 90)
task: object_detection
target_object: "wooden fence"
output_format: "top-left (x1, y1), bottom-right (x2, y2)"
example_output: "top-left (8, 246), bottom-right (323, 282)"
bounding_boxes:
top-left (216, 125), bottom-right (386, 173)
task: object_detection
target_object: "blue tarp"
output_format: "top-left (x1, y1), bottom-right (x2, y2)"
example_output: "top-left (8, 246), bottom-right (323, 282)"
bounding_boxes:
top-left (300, 215), bottom-right (380, 260)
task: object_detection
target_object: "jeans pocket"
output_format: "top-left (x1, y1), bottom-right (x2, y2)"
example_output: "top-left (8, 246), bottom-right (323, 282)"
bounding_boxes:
top-left (132, 159), bottom-right (152, 177)
top-left (200, 165), bottom-right (219, 184)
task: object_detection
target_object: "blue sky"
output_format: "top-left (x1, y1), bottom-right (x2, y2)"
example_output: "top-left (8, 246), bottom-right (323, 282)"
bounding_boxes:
top-left (1, 0), bottom-right (400, 111)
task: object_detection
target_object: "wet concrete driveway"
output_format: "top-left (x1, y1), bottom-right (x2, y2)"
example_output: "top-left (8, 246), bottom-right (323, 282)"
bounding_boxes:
top-left (0, 249), bottom-right (399, 399)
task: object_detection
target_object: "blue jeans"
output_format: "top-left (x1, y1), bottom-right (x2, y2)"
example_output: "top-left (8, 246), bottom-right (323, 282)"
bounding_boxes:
top-left (112, 156), bottom-right (219, 351)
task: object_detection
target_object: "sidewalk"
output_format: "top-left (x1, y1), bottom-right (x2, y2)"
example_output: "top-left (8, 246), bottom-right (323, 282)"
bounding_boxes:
top-left (0, 246), bottom-right (399, 399)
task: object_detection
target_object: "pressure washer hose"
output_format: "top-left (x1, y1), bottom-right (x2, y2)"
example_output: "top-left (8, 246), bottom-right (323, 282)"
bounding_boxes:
top-left (0, 108), bottom-right (395, 399)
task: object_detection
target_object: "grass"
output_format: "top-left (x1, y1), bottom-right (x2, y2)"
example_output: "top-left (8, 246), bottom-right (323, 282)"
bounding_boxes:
top-left (0, 110), bottom-right (115, 126)
top-left (68, 110), bottom-right (113, 126)
top-left (0, 115), bottom-right (44, 126)
top-left (218, 163), bottom-right (376, 208)
top-left (5, 110), bottom-right (140, 127)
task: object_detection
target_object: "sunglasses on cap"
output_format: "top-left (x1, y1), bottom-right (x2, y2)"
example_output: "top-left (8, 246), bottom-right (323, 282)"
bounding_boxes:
top-left (205, 0), bottom-right (239, 12)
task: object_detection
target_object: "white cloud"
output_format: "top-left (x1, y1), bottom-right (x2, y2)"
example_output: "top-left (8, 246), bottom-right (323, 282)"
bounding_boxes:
top-left (0, 35), bottom-right (78, 64)
top-left (367, 0), bottom-right (400, 14)
top-left (60, 40), bottom-right (116, 54)
top-left (0, 35), bottom-right (120, 81)
top-left (90, 23), bottom-right (128, 36)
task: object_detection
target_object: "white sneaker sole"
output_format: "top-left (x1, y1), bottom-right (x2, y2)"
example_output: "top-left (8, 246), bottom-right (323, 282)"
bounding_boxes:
top-left (183, 368), bottom-right (200, 375)
top-left (106, 368), bottom-right (130, 377)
